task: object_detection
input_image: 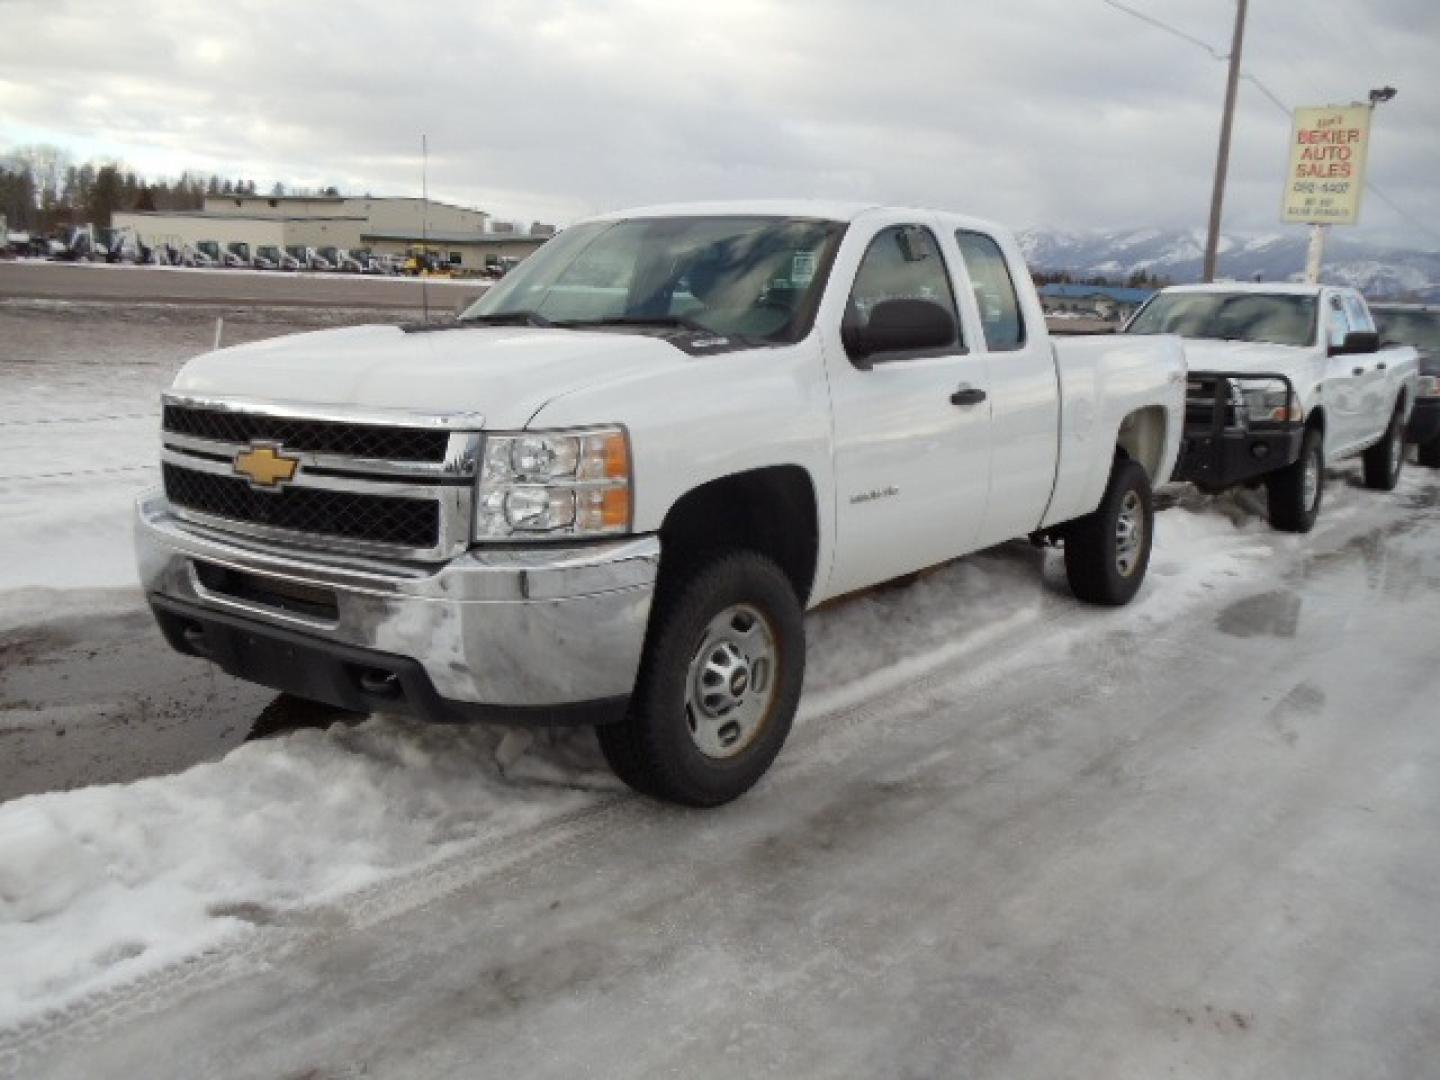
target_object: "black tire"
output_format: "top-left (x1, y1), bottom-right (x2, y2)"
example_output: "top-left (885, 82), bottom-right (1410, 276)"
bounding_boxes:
top-left (1362, 403), bottom-right (1406, 490)
top-left (596, 551), bottom-right (805, 807)
top-left (1419, 438), bottom-right (1440, 469)
top-left (1266, 426), bottom-right (1324, 533)
top-left (1063, 457), bottom-right (1154, 606)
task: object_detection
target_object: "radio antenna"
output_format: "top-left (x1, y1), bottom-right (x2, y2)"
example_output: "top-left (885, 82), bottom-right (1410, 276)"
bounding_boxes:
top-left (421, 132), bottom-right (430, 323)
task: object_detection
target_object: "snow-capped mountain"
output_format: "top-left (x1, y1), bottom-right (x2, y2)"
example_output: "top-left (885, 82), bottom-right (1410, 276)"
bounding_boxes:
top-left (1017, 227), bottom-right (1440, 297)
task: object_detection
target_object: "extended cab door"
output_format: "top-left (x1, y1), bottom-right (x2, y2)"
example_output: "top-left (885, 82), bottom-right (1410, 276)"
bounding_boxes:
top-left (947, 228), bottom-right (1060, 546)
top-left (822, 220), bottom-right (992, 597)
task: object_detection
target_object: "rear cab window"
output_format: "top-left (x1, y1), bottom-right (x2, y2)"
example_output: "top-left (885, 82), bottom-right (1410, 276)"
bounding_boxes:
top-left (954, 230), bottom-right (1025, 351)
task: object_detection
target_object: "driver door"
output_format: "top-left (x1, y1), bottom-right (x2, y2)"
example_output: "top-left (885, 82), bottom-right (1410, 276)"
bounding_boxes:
top-left (824, 222), bottom-right (993, 597)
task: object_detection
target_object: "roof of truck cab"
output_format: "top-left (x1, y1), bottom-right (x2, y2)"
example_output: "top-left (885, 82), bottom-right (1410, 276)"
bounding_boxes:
top-left (1160, 282), bottom-right (1340, 296)
top-left (585, 200), bottom-right (1007, 231)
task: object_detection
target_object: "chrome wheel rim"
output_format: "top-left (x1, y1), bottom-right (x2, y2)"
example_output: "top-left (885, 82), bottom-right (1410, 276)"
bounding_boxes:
top-left (685, 604), bottom-right (778, 760)
top-left (1115, 490), bottom-right (1144, 578)
top-left (1303, 450), bottom-right (1321, 511)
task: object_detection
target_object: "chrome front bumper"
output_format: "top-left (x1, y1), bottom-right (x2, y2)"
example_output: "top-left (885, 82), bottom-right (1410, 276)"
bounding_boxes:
top-left (134, 491), bottom-right (659, 718)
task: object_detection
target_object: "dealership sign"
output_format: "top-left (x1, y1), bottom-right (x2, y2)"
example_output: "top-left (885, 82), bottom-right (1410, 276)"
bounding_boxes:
top-left (1281, 105), bottom-right (1371, 225)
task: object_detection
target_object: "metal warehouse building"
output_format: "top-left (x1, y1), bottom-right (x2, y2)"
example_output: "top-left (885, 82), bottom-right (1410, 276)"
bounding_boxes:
top-left (113, 194), bottom-right (551, 271)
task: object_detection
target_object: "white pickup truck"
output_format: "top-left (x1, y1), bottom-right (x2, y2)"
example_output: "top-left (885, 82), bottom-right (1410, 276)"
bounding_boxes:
top-left (136, 201), bottom-right (1185, 805)
top-left (1125, 283), bottom-right (1419, 531)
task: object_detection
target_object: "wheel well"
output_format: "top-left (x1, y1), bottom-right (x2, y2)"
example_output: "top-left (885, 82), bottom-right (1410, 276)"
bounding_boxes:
top-left (1308, 406), bottom-right (1327, 437)
top-left (1115, 406), bottom-right (1168, 483)
top-left (659, 466), bottom-right (820, 605)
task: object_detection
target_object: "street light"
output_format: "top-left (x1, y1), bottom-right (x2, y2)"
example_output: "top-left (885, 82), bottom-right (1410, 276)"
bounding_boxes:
top-left (1369, 86), bottom-right (1397, 106)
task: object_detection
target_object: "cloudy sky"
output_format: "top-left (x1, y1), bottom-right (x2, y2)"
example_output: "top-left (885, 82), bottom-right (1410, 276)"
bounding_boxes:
top-left (2, 0), bottom-right (1436, 247)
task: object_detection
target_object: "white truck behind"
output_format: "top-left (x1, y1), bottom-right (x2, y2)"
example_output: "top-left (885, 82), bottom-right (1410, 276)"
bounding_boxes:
top-left (1125, 283), bottom-right (1419, 531)
top-left (136, 202), bottom-right (1185, 805)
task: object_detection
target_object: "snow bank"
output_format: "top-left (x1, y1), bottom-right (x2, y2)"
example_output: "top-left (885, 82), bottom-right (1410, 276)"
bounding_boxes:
top-left (0, 720), bottom-right (611, 1027)
top-left (0, 481), bottom-right (1294, 1030)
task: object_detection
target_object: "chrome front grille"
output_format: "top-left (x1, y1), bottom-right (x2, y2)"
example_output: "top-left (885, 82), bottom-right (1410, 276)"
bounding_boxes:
top-left (162, 464), bottom-right (441, 548)
top-left (161, 403), bottom-right (450, 462)
top-left (159, 394), bottom-right (482, 560)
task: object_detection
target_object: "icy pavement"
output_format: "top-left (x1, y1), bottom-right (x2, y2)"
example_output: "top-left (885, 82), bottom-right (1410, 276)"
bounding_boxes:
top-left (2, 464), bottom-right (1439, 1077)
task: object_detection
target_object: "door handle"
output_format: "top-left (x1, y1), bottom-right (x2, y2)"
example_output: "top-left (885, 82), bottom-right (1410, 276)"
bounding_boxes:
top-left (950, 387), bottom-right (987, 407)
top-left (1352, 367), bottom-right (1364, 376)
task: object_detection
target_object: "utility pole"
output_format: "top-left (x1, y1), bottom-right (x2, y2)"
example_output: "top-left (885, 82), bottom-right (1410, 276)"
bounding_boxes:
top-left (1202, 0), bottom-right (1248, 283)
top-left (421, 133), bottom-right (430, 323)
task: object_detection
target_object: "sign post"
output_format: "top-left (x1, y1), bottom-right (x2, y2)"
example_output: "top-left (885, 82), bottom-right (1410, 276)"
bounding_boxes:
top-left (1281, 104), bottom-right (1373, 283)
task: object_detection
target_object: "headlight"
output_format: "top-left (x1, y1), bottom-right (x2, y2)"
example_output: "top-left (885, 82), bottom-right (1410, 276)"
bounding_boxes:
top-left (475, 427), bottom-right (632, 540)
top-left (1239, 383), bottom-right (1303, 424)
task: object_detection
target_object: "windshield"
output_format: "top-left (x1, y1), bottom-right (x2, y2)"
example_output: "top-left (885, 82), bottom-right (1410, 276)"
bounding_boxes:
top-left (285, 246), bottom-right (305, 258)
top-left (1126, 292), bottom-right (1317, 347)
top-left (1374, 308), bottom-right (1440, 365)
top-left (460, 216), bottom-right (847, 343)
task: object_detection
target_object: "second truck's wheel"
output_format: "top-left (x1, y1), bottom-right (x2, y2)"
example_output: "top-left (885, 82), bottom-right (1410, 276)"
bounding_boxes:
top-left (1362, 403), bottom-right (1406, 490)
top-left (1419, 438), bottom-right (1440, 468)
top-left (596, 551), bottom-right (805, 807)
top-left (1063, 457), bottom-right (1154, 607)
top-left (1266, 426), bottom-right (1324, 533)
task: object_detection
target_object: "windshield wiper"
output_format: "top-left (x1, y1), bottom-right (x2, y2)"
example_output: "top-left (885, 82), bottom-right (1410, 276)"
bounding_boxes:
top-left (555, 314), bottom-right (716, 334)
top-left (458, 311), bottom-right (554, 327)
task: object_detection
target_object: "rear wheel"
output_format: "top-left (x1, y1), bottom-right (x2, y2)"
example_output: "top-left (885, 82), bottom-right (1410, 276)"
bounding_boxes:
top-left (1063, 457), bottom-right (1154, 606)
top-left (1266, 426), bottom-right (1324, 533)
top-left (1362, 403), bottom-right (1406, 490)
top-left (596, 551), bottom-right (804, 807)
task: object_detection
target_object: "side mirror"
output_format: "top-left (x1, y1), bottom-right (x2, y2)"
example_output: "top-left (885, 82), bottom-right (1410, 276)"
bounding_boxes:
top-left (1330, 329), bottom-right (1379, 356)
top-left (843, 298), bottom-right (956, 365)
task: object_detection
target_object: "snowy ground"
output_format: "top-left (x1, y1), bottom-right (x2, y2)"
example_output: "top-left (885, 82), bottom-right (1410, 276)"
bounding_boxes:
top-left (1, 301), bottom-right (1438, 1078)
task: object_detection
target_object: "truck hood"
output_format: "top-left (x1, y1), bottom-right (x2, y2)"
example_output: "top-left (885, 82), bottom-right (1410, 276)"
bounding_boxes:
top-left (171, 324), bottom-right (692, 429)
top-left (1179, 338), bottom-right (1315, 378)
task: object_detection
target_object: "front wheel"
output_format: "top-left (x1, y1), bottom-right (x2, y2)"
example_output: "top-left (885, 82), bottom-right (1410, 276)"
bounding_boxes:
top-left (1362, 404), bottom-right (1406, 490)
top-left (596, 551), bottom-right (805, 807)
top-left (1266, 426), bottom-right (1324, 533)
top-left (1063, 457), bottom-right (1154, 606)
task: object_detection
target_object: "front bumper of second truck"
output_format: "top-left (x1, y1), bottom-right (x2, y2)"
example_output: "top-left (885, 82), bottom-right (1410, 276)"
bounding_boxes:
top-left (135, 396), bottom-right (659, 726)
top-left (1171, 371), bottom-right (1305, 491)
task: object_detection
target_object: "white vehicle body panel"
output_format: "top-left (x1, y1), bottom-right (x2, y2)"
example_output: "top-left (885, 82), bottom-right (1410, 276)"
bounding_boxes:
top-left (159, 200), bottom-right (1186, 616)
top-left (1142, 283), bottom-right (1419, 464)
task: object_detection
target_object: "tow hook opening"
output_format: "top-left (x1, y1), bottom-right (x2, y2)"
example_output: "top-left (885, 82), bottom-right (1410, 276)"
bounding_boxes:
top-left (353, 666), bottom-right (403, 700)
top-left (179, 620), bottom-right (210, 656)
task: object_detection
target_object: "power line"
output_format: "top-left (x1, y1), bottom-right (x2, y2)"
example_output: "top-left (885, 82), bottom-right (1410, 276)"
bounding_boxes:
top-left (1098, 0), bottom-right (1228, 60)
top-left (1099, 0), bottom-right (1440, 249)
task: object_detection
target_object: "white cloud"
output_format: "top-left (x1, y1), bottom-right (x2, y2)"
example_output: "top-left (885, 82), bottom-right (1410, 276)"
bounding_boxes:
top-left (1, 0), bottom-right (1436, 244)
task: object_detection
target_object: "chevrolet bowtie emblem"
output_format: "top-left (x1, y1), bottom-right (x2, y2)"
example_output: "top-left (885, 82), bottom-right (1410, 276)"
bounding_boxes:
top-left (233, 443), bottom-right (300, 489)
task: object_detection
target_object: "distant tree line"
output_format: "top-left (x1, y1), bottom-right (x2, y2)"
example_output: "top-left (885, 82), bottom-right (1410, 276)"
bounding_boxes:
top-left (0, 145), bottom-right (342, 234)
top-left (1031, 268), bottom-right (1174, 290)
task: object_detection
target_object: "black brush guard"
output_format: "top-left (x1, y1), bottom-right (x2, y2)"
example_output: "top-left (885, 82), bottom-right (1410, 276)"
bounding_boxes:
top-left (1173, 370), bottom-right (1306, 492)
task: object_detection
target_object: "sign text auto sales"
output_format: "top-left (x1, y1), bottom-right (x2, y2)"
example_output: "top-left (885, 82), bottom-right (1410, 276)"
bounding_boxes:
top-left (1281, 105), bottom-right (1371, 225)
